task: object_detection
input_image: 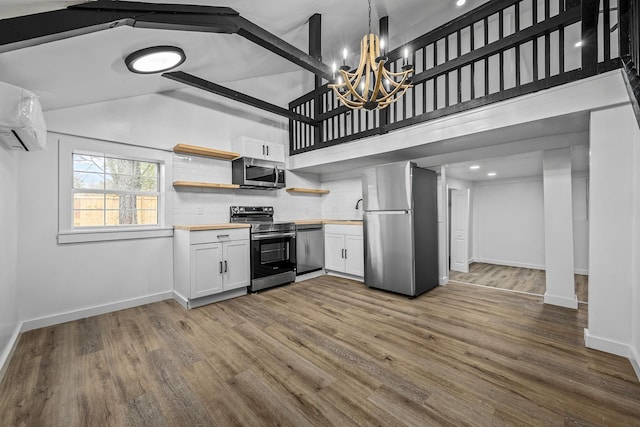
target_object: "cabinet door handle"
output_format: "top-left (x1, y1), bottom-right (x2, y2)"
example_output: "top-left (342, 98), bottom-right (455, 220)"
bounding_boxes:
top-left (266, 145), bottom-right (269, 156)
top-left (217, 234), bottom-right (229, 239)
top-left (224, 260), bottom-right (228, 273)
top-left (341, 249), bottom-right (344, 258)
top-left (345, 249), bottom-right (348, 259)
top-left (219, 261), bottom-right (223, 274)
top-left (262, 144), bottom-right (265, 155)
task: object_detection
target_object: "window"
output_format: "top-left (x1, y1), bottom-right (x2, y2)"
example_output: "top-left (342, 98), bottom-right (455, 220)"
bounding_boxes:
top-left (58, 134), bottom-right (173, 244)
top-left (72, 154), bottom-right (159, 227)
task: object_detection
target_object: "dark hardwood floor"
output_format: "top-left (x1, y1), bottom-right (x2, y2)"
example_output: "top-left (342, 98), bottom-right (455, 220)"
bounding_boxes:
top-left (1, 276), bottom-right (638, 426)
top-left (449, 262), bottom-right (589, 303)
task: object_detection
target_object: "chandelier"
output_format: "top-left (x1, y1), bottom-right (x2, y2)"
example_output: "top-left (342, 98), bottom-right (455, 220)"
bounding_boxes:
top-left (328, 0), bottom-right (414, 111)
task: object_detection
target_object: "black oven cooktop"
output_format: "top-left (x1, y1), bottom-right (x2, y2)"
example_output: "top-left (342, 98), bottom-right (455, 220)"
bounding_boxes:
top-left (230, 206), bottom-right (297, 292)
top-left (229, 206), bottom-right (295, 233)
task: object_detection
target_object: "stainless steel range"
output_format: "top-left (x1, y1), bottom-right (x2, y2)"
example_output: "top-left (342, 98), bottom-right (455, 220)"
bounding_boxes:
top-left (230, 206), bottom-right (296, 291)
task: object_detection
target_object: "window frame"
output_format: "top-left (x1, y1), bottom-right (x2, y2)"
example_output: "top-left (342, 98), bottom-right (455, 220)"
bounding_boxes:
top-left (58, 134), bottom-right (173, 244)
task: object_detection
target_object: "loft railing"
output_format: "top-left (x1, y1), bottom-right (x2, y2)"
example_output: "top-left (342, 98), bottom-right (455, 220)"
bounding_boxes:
top-left (620, 0), bottom-right (640, 125)
top-left (289, 0), bottom-right (623, 155)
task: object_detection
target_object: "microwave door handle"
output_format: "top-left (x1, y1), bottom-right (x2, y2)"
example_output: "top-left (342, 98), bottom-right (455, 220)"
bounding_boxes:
top-left (274, 165), bottom-right (279, 187)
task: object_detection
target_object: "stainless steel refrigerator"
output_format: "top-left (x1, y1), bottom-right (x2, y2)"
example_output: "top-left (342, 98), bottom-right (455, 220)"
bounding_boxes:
top-left (362, 161), bottom-right (439, 297)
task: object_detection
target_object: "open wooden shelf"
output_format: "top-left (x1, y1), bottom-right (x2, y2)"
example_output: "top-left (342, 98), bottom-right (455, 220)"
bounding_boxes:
top-left (286, 187), bottom-right (330, 195)
top-left (173, 144), bottom-right (240, 161)
top-left (173, 181), bottom-right (240, 190)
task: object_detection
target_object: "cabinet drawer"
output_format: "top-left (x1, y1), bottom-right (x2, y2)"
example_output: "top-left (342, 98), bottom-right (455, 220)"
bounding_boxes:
top-left (324, 224), bottom-right (363, 236)
top-left (190, 228), bottom-right (249, 244)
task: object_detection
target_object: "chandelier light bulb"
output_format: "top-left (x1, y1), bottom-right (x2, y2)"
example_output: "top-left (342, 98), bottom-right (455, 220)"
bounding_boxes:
top-left (343, 48), bottom-right (348, 60)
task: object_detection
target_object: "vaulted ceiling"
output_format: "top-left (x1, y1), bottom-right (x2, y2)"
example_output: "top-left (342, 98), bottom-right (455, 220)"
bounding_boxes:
top-left (0, 0), bottom-right (489, 111)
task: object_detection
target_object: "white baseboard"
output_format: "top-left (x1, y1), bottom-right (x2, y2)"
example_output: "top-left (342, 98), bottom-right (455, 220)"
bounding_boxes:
top-left (21, 291), bottom-right (174, 332)
top-left (326, 271), bottom-right (364, 282)
top-left (629, 345), bottom-right (640, 382)
top-left (295, 270), bottom-right (325, 282)
top-left (473, 258), bottom-right (545, 271)
top-left (543, 292), bottom-right (578, 309)
top-left (186, 288), bottom-right (247, 309)
top-left (0, 322), bottom-right (23, 384)
top-left (172, 291), bottom-right (189, 309)
top-left (473, 258), bottom-right (588, 275)
top-left (584, 328), bottom-right (630, 358)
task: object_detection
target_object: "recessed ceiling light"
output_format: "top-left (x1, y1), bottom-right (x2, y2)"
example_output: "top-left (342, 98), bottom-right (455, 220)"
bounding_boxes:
top-left (487, 172), bottom-right (497, 177)
top-left (456, 0), bottom-right (466, 6)
top-left (125, 46), bottom-right (186, 74)
top-left (469, 165), bottom-right (480, 170)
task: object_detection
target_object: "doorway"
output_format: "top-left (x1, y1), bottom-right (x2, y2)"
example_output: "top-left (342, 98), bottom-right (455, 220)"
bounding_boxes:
top-left (442, 151), bottom-right (589, 303)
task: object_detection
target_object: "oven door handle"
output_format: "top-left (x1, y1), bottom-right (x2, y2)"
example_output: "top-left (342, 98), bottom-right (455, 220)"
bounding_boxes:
top-left (251, 232), bottom-right (296, 240)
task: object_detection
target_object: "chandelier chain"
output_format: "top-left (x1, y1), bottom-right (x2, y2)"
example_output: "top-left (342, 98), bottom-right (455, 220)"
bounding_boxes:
top-left (368, 0), bottom-right (372, 34)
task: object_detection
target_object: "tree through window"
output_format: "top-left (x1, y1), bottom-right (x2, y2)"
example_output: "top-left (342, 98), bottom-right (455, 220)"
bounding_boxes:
top-left (72, 153), bottom-right (159, 227)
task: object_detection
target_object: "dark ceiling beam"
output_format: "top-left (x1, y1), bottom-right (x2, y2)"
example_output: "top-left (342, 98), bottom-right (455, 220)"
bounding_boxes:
top-left (0, 9), bottom-right (135, 53)
top-left (0, 1), bottom-right (330, 123)
top-left (72, 0), bottom-right (239, 33)
top-left (230, 16), bottom-right (333, 81)
top-left (163, 71), bottom-right (318, 126)
top-left (309, 13), bottom-right (322, 89)
top-left (0, 1), bottom-right (332, 80)
top-left (68, 1), bottom-right (239, 16)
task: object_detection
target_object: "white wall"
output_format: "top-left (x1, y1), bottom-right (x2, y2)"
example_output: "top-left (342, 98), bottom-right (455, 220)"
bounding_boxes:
top-left (0, 146), bottom-right (19, 375)
top-left (472, 175), bottom-right (589, 273)
top-left (572, 175), bottom-right (589, 273)
top-left (586, 103), bottom-right (636, 358)
top-left (320, 176), bottom-right (364, 220)
top-left (630, 112), bottom-right (640, 377)
top-left (17, 137), bottom-right (174, 327)
top-left (473, 177), bottom-right (546, 269)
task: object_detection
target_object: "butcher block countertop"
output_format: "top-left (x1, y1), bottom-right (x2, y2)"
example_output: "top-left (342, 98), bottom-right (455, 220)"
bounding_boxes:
top-left (174, 224), bottom-right (251, 231)
top-left (322, 220), bottom-right (363, 225)
top-left (294, 220), bottom-right (363, 225)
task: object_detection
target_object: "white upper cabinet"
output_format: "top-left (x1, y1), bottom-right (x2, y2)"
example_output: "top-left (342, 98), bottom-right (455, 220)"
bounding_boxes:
top-left (233, 136), bottom-right (285, 163)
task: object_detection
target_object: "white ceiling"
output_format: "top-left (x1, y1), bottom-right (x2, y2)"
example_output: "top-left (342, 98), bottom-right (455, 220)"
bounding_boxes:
top-left (0, 0), bottom-right (489, 111)
top-left (444, 145), bottom-right (590, 182)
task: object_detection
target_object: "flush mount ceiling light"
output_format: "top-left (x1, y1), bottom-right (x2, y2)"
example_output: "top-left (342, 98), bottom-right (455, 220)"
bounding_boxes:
top-left (125, 46), bottom-right (186, 74)
top-left (487, 172), bottom-right (497, 177)
top-left (469, 165), bottom-right (480, 170)
top-left (328, 0), bottom-right (413, 110)
top-left (456, 0), bottom-right (466, 6)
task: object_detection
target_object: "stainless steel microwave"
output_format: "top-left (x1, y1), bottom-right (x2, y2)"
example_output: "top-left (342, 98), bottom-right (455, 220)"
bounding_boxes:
top-left (232, 157), bottom-right (286, 189)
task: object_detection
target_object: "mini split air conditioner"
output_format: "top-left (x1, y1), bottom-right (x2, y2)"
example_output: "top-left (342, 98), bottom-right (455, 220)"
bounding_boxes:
top-left (0, 81), bottom-right (47, 151)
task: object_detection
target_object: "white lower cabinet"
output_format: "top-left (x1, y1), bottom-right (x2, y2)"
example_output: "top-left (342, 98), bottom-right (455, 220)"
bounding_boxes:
top-left (174, 228), bottom-right (250, 307)
top-left (324, 224), bottom-right (364, 278)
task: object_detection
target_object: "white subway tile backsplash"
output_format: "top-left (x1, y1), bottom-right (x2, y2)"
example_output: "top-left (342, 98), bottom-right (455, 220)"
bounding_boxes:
top-left (171, 156), bottom-right (363, 224)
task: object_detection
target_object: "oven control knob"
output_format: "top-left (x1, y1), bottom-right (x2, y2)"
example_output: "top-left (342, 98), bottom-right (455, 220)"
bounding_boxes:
top-left (240, 207), bottom-right (245, 212)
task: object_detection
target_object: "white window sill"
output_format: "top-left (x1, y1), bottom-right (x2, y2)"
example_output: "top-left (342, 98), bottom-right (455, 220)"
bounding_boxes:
top-left (58, 227), bottom-right (174, 244)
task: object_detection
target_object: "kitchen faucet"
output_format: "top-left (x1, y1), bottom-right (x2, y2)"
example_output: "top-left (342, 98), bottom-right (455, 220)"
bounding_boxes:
top-left (355, 198), bottom-right (363, 210)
